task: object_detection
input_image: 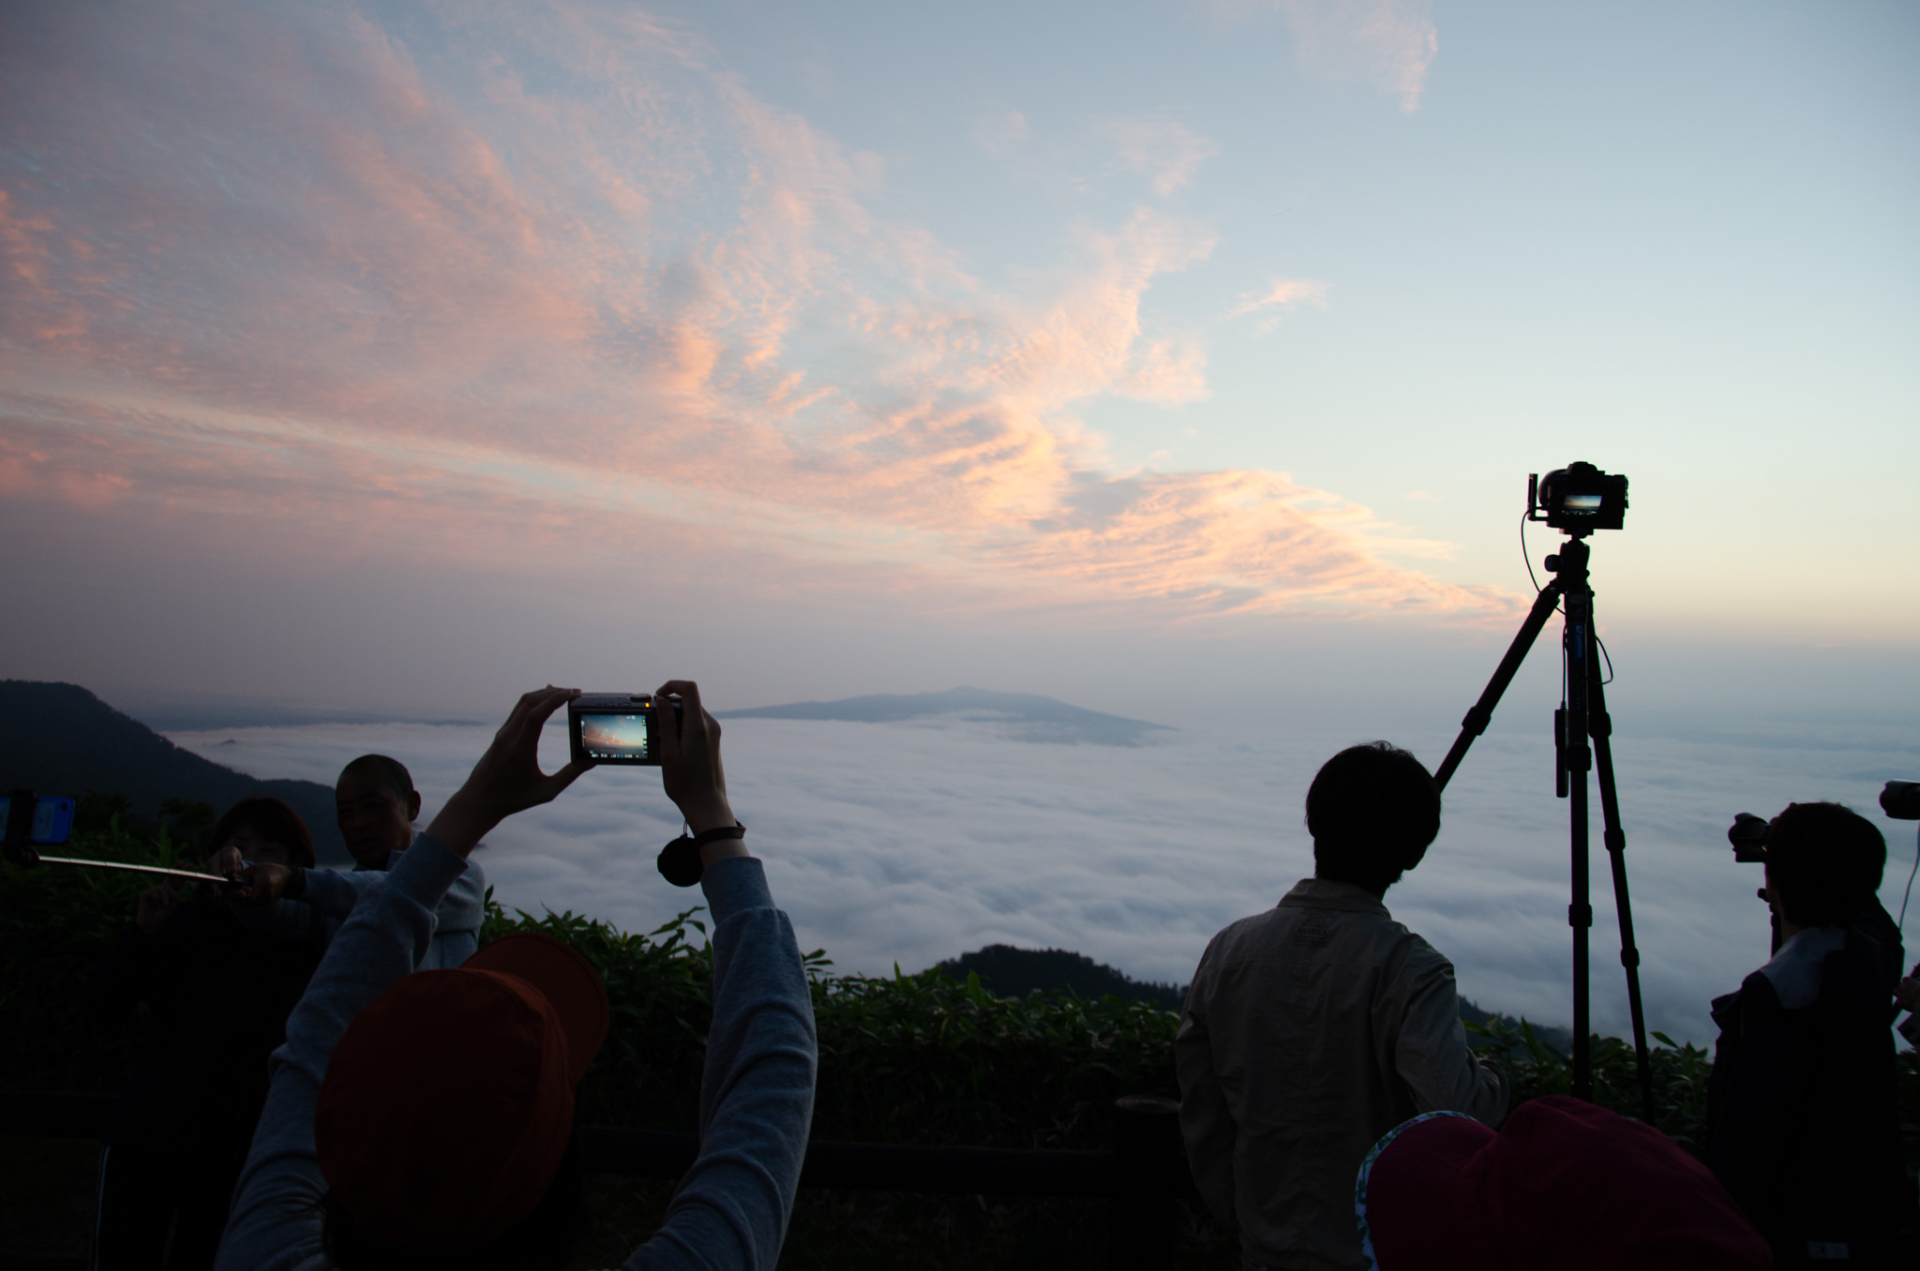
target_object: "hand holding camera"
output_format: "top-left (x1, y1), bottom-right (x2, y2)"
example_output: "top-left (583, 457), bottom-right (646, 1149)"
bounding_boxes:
top-left (427, 686), bottom-right (589, 858)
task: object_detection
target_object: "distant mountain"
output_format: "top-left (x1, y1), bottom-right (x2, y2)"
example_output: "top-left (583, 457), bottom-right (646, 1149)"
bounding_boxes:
top-left (932, 942), bottom-right (1574, 1051)
top-left (935, 945), bottom-right (1188, 1011)
top-left (717, 686), bottom-right (1174, 747)
top-left (0, 681), bottom-right (350, 866)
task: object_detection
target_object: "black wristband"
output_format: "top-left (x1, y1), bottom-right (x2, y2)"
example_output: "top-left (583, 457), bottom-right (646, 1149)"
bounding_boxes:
top-left (657, 822), bottom-right (745, 888)
top-left (287, 866), bottom-right (307, 900)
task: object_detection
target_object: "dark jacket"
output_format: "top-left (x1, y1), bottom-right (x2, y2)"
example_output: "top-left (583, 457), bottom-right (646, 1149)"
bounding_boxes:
top-left (1705, 900), bottom-right (1905, 1266)
top-left (91, 894), bottom-right (328, 1159)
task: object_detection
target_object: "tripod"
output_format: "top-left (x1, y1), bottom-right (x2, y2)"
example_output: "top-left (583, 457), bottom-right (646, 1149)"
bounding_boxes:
top-left (1432, 534), bottom-right (1655, 1120)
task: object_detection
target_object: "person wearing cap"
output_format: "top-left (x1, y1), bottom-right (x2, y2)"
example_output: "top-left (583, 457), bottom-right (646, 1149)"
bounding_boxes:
top-left (214, 682), bottom-right (818, 1270)
top-left (1177, 742), bottom-right (1508, 1271)
top-left (1705, 801), bottom-right (1907, 1267)
top-left (1354, 1095), bottom-right (1772, 1269)
top-left (89, 795), bottom-right (328, 1271)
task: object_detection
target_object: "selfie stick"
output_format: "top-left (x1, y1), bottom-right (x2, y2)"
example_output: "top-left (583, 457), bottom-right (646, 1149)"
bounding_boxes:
top-left (18, 854), bottom-right (232, 884)
top-left (1432, 534), bottom-right (1655, 1121)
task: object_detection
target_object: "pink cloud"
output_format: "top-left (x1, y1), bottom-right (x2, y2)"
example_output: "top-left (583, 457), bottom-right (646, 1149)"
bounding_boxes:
top-left (0, 0), bottom-right (1507, 625)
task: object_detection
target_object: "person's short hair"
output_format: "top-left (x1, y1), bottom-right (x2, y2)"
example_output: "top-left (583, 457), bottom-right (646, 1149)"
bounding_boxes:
top-left (1764, 802), bottom-right (1885, 928)
top-left (319, 1135), bottom-right (587, 1271)
top-left (212, 796), bottom-right (315, 870)
top-left (1306, 742), bottom-right (1441, 893)
top-left (338, 754), bottom-right (416, 806)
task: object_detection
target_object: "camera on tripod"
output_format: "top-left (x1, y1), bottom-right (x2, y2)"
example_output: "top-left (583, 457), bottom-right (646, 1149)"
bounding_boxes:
top-left (1528, 462), bottom-right (1629, 534)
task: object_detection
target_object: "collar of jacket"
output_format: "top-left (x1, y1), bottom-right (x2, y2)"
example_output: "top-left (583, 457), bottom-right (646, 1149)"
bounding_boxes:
top-left (1277, 877), bottom-right (1391, 916)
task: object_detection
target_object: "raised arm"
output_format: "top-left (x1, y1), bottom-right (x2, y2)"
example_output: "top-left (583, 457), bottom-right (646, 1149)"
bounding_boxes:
top-left (627, 680), bottom-right (817, 1271)
top-left (216, 687), bottom-right (585, 1270)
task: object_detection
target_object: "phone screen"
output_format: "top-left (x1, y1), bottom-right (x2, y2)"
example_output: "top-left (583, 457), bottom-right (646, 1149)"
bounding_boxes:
top-left (0, 796), bottom-right (76, 845)
top-left (578, 712), bottom-right (654, 762)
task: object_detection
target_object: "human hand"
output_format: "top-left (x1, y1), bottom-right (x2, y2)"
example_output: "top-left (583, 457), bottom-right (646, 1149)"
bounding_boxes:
top-left (224, 862), bottom-right (297, 907)
top-left (1898, 969), bottom-right (1920, 1015)
top-left (136, 882), bottom-right (178, 935)
top-left (426, 686), bottom-right (588, 857)
top-left (654, 680), bottom-right (746, 867)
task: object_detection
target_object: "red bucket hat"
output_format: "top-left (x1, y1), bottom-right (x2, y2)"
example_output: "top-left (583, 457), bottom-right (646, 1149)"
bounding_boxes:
top-left (314, 932), bottom-right (610, 1249)
top-left (1356, 1096), bottom-right (1770, 1270)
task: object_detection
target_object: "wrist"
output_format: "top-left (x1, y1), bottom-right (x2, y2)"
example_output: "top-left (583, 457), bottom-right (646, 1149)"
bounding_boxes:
top-left (680, 801), bottom-right (736, 835)
top-left (286, 867), bottom-right (307, 900)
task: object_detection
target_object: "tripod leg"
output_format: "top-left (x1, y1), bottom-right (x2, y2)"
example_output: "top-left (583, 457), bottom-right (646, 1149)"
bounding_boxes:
top-left (1588, 630), bottom-right (1656, 1123)
top-left (1563, 597), bottom-right (1594, 1101)
top-left (1434, 582), bottom-right (1563, 791)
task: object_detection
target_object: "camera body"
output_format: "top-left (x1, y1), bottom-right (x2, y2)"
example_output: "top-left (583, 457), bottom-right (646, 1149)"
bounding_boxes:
top-left (1727, 812), bottom-right (1769, 864)
top-left (1882, 781), bottom-right (1920, 821)
top-left (568, 693), bottom-right (678, 767)
top-left (1530, 462), bottom-right (1629, 534)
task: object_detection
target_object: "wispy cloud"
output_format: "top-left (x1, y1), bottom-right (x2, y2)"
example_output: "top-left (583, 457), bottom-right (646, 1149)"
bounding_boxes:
top-left (0, 0), bottom-right (1498, 622)
top-left (1207, 0), bottom-right (1438, 112)
top-left (1097, 116), bottom-right (1221, 196)
top-left (1227, 276), bottom-right (1331, 333)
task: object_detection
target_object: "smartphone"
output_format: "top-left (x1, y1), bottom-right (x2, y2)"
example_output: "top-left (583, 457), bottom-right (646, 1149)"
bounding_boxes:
top-left (569, 694), bottom-right (669, 766)
top-left (0, 796), bottom-right (76, 845)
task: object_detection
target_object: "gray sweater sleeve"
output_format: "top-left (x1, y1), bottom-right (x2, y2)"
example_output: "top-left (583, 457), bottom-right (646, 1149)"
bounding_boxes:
top-left (625, 856), bottom-right (818, 1270)
top-left (214, 835), bottom-right (470, 1271)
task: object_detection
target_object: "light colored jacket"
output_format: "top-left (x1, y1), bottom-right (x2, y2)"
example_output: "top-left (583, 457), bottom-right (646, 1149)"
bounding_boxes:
top-left (1177, 878), bottom-right (1509, 1271)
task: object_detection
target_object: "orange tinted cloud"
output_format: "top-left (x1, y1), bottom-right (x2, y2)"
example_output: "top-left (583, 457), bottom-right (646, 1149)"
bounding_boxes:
top-left (0, 0), bottom-right (1508, 623)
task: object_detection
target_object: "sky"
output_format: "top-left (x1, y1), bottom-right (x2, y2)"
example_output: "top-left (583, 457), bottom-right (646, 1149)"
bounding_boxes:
top-left (4, 0), bottom-right (1915, 1047)
top-left (166, 712), bottom-right (1920, 1045)
top-left (1, 0), bottom-right (1915, 735)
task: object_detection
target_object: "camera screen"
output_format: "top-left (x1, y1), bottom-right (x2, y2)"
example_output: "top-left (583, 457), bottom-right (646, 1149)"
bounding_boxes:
top-left (578, 712), bottom-right (653, 762)
top-left (1562, 493), bottom-right (1605, 510)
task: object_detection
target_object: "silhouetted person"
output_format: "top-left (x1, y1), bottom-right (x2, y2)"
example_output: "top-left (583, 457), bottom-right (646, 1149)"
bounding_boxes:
top-left (213, 683), bottom-right (817, 1270)
top-left (1706, 801), bottom-right (1906, 1268)
top-left (334, 753), bottom-right (484, 968)
top-left (1178, 742), bottom-right (1507, 1270)
top-left (90, 796), bottom-right (327, 1271)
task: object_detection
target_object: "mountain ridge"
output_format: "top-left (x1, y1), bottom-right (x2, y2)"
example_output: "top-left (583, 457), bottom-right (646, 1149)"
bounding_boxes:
top-left (717, 686), bottom-right (1173, 747)
top-left (0, 680), bottom-right (351, 866)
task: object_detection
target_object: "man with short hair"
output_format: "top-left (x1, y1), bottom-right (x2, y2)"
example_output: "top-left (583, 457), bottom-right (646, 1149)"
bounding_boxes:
top-left (1177, 741), bottom-right (1508, 1271)
top-left (1705, 801), bottom-right (1906, 1267)
top-left (216, 682), bottom-right (816, 1269)
top-left (212, 753), bottom-right (487, 968)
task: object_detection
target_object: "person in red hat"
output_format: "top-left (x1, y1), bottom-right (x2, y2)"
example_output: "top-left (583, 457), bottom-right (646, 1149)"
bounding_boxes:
top-left (1354, 1095), bottom-right (1772, 1269)
top-left (213, 682), bottom-right (818, 1270)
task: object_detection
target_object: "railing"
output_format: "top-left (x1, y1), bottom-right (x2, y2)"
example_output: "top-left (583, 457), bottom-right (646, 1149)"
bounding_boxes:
top-left (2, 1090), bottom-right (1201, 1270)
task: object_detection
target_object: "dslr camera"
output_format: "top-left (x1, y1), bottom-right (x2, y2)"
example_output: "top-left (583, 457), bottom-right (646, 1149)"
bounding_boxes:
top-left (567, 693), bottom-right (682, 767)
top-left (1528, 461), bottom-right (1629, 534)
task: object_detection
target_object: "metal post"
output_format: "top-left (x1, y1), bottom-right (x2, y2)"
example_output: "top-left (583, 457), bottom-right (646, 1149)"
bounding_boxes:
top-left (1109, 1095), bottom-right (1181, 1271)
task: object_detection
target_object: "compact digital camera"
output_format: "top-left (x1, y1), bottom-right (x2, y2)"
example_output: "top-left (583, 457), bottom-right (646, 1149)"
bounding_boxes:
top-left (568, 693), bottom-right (680, 767)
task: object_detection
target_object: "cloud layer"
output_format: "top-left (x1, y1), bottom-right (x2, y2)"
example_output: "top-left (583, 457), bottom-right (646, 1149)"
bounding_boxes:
top-left (170, 713), bottom-right (1920, 1046)
top-left (1, 0), bottom-right (1499, 622)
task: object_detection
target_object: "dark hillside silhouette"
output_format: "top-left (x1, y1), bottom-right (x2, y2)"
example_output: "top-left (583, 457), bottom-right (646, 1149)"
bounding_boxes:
top-left (936, 944), bottom-right (1188, 1011)
top-left (0, 680), bottom-right (348, 865)
top-left (935, 943), bottom-right (1575, 1049)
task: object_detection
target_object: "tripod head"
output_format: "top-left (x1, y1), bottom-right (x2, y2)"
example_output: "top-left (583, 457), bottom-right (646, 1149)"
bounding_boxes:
top-left (1529, 462), bottom-right (1628, 536)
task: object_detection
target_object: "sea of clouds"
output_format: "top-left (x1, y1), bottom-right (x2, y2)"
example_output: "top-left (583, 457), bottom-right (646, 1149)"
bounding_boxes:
top-left (169, 713), bottom-right (1920, 1046)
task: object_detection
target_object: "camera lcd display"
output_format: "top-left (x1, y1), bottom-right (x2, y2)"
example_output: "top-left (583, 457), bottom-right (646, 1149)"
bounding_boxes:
top-left (1563, 494), bottom-right (1605, 510)
top-left (578, 712), bottom-right (653, 762)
